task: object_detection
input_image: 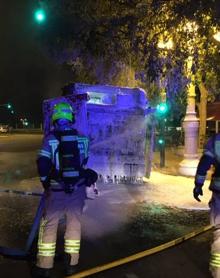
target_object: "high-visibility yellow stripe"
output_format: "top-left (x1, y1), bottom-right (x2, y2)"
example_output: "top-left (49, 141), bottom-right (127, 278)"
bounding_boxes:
top-left (65, 244), bottom-right (80, 248)
top-left (65, 248), bottom-right (80, 253)
top-left (37, 218), bottom-right (57, 257)
top-left (38, 243), bottom-right (56, 247)
top-left (211, 253), bottom-right (220, 258)
top-left (38, 251), bottom-right (55, 257)
top-left (211, 257), bottom-right (220, 262)
top-left (65, 240), bottom-right (80, 243)
top-left (210, 262), bottom-right (220, 267)
top-left (65, 246), bottom-right (80, 250)
top-left (211, 259), bottom-right (220, 265)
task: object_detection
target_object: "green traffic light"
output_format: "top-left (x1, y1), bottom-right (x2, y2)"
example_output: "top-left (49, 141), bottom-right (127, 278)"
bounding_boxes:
top-left (158, 138), bottom-right (164, 145)
top-left (156, 103), bottom-right (168, 114)
top-left (34, 9), bottom-right (46, 23)
top-left (7, 103), bottom-right (12, 109)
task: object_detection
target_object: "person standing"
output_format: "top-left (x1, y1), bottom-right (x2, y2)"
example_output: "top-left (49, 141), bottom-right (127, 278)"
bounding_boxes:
top-left (193, 134), bottom-right (220, 278)
top-left (32, 102), bottom-right (97, 278)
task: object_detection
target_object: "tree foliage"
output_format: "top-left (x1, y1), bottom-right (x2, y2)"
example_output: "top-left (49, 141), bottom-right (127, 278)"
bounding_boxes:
top-left (38, 0), bottom-right (220, 116)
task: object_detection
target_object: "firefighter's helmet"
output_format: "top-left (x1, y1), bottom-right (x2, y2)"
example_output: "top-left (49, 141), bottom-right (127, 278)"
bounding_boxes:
top-left (52, 102), bottom-right (74, 122)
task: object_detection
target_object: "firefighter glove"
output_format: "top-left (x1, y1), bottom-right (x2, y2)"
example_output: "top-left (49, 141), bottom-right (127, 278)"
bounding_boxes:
top-left (193, 185), bottom-right (203, 202)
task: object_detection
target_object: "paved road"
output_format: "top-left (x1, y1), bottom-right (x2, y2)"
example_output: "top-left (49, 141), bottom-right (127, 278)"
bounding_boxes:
top-left (0, 134), bottom-right (42, 152)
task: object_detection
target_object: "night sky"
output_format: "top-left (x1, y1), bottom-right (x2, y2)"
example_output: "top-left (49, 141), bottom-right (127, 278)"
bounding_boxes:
top-left (0, 0), bottom-right (72, 126)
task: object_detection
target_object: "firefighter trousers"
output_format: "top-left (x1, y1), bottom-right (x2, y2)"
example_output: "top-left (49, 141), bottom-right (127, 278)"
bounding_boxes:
top-left (36, 185), bottom-right (86, 269)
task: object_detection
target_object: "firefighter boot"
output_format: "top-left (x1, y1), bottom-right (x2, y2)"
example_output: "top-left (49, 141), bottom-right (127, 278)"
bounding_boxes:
top-left (65, 254), bottom-right (78, 276)
top-left (31, 266), bottom-right (52, 278)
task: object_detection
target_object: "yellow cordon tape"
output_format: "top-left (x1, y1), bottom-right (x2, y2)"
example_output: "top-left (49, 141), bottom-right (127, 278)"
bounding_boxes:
top-left (70, 224), bottom-right (213, 278)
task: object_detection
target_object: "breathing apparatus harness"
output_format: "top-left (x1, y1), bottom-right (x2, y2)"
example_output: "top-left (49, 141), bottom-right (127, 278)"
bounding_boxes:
top-left (49, 128), bottom-right (97, 194)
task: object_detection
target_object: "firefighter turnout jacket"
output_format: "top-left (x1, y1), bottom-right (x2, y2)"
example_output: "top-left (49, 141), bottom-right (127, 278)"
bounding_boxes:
top-left (195, 134), bottom-right (220, 192)
top-left (195, 133), bottom-right (220, 277)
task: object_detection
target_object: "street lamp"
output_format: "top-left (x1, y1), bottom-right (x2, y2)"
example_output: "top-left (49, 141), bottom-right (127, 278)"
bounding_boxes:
top-left (157, 23), bottom-right (200, 176)
top-left (179, 26), bottom-right (220, 175)
top-left (213, 31), bottom-right (220, 42)
top-left (158, 37), bottom-right (174, 50)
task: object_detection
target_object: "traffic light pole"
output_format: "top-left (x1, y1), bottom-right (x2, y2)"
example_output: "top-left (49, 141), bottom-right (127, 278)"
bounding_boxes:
top-left (155, 101), bottom-right (167, 168)
top-left (145, 113), bottom-right (156, 178)
top-left (159, 119), bottom-right (165, 168)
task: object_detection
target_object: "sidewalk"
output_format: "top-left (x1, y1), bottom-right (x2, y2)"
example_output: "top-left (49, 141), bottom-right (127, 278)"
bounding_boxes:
top-left (152, 146), bottom-right (201, 176)
top-left (149, 147), bottom-right (211, 210)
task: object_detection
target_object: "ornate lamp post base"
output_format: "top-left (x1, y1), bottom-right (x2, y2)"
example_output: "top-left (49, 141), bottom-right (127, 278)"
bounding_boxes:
top-left (179, 158), bottom-right (199, 176)
top-left (178, 116), bottom-right (199, 176)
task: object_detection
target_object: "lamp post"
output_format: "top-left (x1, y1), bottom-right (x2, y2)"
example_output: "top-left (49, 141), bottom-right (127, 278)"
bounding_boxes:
top-left (179, 27), bottom-right (220, 175)
top-left (179, 55), bottom-right (200, 175)
top-left (156, 23), bottom-right (200, 176)
top-left (178, 22), bottom-right (200, 176)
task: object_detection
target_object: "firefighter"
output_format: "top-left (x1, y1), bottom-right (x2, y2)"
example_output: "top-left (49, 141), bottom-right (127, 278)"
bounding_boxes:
top-left (193, 134), bottom-right (220, 278)
top-left (32, 102), bottom-right (98, 278)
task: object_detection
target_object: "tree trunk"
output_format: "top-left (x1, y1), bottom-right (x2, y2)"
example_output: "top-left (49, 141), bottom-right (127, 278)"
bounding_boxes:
top-left (198, 82), bottom-right (208, 149)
